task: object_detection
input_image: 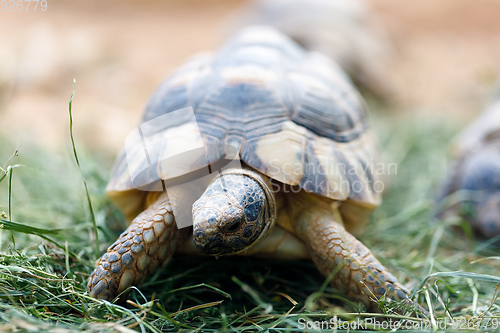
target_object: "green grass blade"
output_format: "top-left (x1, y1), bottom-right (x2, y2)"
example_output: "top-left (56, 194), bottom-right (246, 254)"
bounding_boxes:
top-left (68, 80), bottom-right (99, 260)
top-left (8, 166), bottom-right (15, 247)
top-left (0, 219), bottom-right (64, 235)
top-left (0, 219), bottom-right (77, 257)
top-left (421, 271), bottom-right (500, 288)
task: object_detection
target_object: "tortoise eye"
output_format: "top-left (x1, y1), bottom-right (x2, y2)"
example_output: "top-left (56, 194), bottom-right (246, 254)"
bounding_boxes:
top-left (226, 220), bottom-right (242, 232)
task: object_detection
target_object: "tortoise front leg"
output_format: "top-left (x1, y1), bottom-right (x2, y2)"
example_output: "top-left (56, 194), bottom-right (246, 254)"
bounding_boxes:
top-left (290, 195), bottom-right (410, 312)
top-left (87, 192), bottom-right (190, 300)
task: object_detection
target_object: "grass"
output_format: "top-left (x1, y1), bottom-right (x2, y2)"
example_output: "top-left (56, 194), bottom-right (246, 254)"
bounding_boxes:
top-left (1, 97), bottom-right (500, 332)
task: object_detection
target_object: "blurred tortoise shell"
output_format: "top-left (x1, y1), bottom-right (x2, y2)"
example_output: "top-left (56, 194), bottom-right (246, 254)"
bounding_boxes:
top-left (228, 0), bottom-right (394, 98)
top-left (106, 26), bottom-right (381, 234)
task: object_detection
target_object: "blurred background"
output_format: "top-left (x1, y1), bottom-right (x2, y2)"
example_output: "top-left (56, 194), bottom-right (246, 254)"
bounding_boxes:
top-left (1, 2), bottom-right (500, 327)
top-left (1, 0), bottom-right (499, 155)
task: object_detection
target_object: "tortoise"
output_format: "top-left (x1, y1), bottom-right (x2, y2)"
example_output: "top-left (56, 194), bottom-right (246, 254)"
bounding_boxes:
top-left (437, 94), bottom-right (500, 239)
top-left (87, 26), bottom-right (410, 311)
top-left (227, 0), bottom-right (394, 99)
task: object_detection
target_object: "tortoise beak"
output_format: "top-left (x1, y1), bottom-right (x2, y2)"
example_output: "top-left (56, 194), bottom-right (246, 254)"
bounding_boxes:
top-left (193, 228), bottom-right (221, 254)
top-left (193, 222), bottom-right (233, 255)
top-left (192, 211), bottom-right (228, 255)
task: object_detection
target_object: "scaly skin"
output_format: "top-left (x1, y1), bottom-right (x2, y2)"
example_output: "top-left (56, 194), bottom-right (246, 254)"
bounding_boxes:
top-left (88, 186), bottom-right (411, 311)
top-left (289, 192), bottom-right (410, 312)
top-left (87, 192), bottom-right (189, 300)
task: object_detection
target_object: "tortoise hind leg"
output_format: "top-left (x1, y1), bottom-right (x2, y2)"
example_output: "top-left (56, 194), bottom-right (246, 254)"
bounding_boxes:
top-left (87, 192), bottom-right (190, 300)
top-left (289, 193), bottom-right (410, 312)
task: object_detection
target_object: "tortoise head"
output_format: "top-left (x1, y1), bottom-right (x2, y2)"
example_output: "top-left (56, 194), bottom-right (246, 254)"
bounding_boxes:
top-left (473, 192), bottom-right (500, 238)
top-left (192, 169), bottom-right (276, 256)
top-left (456, 144), bottom-right (500, 238)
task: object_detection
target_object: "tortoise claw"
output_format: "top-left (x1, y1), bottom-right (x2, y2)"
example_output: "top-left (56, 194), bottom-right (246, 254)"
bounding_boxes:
top-left (88, 279), bottom-right (114, 300)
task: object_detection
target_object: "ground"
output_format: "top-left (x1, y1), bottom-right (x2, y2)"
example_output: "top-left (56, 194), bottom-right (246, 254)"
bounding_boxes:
top-left (1, 0), bottom-right (500, 332)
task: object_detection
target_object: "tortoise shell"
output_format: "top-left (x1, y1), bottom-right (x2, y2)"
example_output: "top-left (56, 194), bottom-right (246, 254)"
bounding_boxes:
top-left (106, 26), bottom-right (381, 228)
top-left (454, 97), bottom-right (500, 156)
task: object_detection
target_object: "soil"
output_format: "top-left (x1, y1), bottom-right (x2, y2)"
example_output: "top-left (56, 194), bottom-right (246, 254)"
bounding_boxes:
top-left (0, 0), bottom-right (499, 152)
